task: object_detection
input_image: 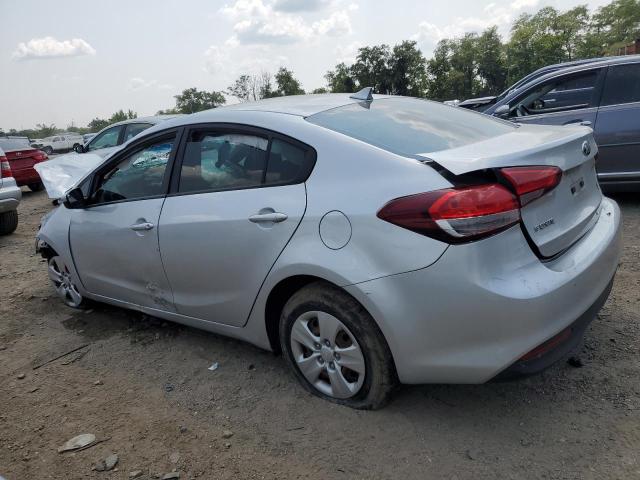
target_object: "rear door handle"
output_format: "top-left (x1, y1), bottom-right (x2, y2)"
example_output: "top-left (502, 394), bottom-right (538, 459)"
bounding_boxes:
top-left (130, 222), bottom-right (155, 231)
top-left (248, 212), bottom-right (288, 223)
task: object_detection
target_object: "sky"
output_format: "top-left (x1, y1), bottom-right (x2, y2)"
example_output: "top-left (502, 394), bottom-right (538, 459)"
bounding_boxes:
top-left (0, 0), bottom-right (611, 131)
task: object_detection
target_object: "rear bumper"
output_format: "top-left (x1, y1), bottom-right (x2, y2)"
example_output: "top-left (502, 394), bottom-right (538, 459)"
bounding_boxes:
top-left (491, 275), bottom-right (614, 381)
top-left (0, 178), bottom-right (22, 213)
top-left (345, 197), bottom-right (622, 384)
top-left (12, 167), bottom-right (41, 186)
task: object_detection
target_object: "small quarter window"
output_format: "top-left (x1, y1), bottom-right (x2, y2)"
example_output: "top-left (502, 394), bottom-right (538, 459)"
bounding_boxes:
top-left (265, 139), bottom-right (314, 185)
top-left (601, 63), bottom-right (640, 106)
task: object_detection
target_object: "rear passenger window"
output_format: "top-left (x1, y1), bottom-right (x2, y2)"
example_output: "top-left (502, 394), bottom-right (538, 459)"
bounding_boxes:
top-left (265, 139), bottom-right (314, 185)
top-left (600, 64), bottom-right (640, 106)
top-left (179, 132), bottom-right (268, 193)
top-left (178, 131), bottom-right (316, 193)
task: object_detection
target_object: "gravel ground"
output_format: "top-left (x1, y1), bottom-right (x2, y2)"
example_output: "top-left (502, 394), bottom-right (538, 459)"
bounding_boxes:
top-left (1, 189), bottom-right (638, 480)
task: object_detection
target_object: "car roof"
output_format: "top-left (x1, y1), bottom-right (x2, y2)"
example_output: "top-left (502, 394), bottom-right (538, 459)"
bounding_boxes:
top-left (108, 114), bottom-right (183, 128)
top-left (179, 93), bottom-right (394, 122)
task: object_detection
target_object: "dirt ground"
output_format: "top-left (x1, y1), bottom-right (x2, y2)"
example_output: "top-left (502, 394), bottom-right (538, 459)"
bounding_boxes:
top-left (1, 189), bottom-right (638, 480)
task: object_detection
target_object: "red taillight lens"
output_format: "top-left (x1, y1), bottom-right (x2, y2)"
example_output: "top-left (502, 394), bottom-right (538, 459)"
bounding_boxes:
top-left (377, 184), bottom-right (520, 244)
top-left (0, 156), bottom-right (11, 178)
top-left (500, 166), bottom-right (562, 206)
top-left (33, 151), bottom-right (48, 161)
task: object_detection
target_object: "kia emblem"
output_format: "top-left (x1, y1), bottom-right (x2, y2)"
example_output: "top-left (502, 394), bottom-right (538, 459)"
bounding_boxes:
top-left (581, 141), bottom-right (591, 156)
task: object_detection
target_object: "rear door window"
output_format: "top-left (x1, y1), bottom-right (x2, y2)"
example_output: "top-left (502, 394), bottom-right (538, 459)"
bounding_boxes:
top-left (179, 132), bottom-right (268, 193)
top-left (600, 63), bottom-right (640, 106)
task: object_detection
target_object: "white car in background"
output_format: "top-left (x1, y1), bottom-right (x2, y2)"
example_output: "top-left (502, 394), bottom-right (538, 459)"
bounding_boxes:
top-left (31, 134), bottom-right (84, 155)
top-left (74, 116), bottom-right (182, 158)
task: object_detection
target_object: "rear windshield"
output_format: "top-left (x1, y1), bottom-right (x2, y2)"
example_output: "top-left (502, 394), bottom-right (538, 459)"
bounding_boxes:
top-left (306, 97), bottom-right (515, 157)
top-left (0, 138), bottom-right (31, 151)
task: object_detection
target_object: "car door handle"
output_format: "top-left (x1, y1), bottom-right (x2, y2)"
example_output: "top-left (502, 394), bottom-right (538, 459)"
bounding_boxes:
top-left (130, 222), bottom-right (155, 231)
top-left (248, 212), bottom-right (288, 223)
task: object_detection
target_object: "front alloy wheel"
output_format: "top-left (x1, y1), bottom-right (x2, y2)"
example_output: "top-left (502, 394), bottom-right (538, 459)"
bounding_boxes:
top-left (48, 256), bottom-right (84, 308)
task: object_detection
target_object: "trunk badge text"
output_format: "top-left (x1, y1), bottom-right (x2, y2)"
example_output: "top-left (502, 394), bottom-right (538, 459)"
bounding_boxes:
top-left (581, 141), bottom-right (591, 156)
top-left (534, 218), bottom-right (555, 233)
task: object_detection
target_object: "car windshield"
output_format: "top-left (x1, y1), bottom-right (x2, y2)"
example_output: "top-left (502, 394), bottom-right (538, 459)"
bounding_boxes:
top-left (306, 97), bottom-right (515, 156)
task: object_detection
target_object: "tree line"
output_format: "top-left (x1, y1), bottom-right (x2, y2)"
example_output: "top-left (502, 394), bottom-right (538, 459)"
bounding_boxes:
top-left (2, 0), bottom-right (638, 138)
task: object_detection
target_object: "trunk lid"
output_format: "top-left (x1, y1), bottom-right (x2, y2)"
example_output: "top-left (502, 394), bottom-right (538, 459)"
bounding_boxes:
top-left (5, 148), bottom-right (41, 173)
top-left (420, 123), bottom-right (602, 257)
top-left (34, 152), bottom-right (105, 199)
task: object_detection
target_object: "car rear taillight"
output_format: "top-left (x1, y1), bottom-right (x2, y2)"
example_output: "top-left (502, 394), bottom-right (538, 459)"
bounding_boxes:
top-left (0, 156), bottom-right (11, 178)
top-left (377, 184), bottom-right (520, 244)
top-left (500, 166), bottom-right (562, 206)
top-left (33, 151), bottom-right (48, 161)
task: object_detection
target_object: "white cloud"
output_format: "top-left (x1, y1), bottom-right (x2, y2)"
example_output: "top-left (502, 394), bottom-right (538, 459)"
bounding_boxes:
top-left (272, 0), bottom-right (329, 12)
top-left (412, 0), bottom-right (540, 55)
top-left (12, 36), bottom-right (96, 60)
top-left (335, 41), bottom-right (362, 64)
top-left (203, 44), bottom-right (289, 81)
top-left (220, 0), bottom-right (352, 45)
top-left (128, 77), bottom-right (174, 91)
top-left (312, 11), bottom-right (352, 36)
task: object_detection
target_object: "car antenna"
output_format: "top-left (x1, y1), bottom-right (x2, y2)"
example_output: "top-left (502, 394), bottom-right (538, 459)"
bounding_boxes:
top-left (349, 87), bottom-right (374, 102)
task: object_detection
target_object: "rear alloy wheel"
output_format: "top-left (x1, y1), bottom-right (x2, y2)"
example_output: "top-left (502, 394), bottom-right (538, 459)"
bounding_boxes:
top-left (28, 182), bottom-right (44, 192)
top-left (0, 210), bottom-right (18, 235)
top-left (280, 282), bottom-right (397, 409)
top-left (48, 256), bottom-right (84, 308)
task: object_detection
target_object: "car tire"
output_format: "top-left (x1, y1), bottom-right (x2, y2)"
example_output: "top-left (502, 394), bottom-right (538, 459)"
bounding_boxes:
top-left (43, 146), bottom-right (53, 155)
top-left (0, 210), bottom-right (18, 235)
top-left (72, 143), bottom-right (81, 152)
top-left (28, 182), bottom-right (45, 192)
top-left (279, 281), bottom-right (397, 410)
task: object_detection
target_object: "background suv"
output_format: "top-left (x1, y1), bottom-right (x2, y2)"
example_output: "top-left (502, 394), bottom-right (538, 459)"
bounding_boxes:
top-left (477, 55), bottom-right (640, 191)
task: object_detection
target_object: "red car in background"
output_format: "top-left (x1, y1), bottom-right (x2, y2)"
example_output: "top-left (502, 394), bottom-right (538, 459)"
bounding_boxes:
top-left (0, 138), bottom-right (48, 191)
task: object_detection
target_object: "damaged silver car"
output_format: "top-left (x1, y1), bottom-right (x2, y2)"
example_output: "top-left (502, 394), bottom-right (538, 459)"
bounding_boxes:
top-left (35, 92), bottom-right (621, 409)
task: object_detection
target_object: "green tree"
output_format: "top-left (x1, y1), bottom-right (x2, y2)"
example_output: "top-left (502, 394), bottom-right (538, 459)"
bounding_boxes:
top-left (35, 123), bottom-right (58, 137)
top-left (588, 0), bottom-right (640, 52)
top-left (88, 118), bottom-right (110, 132)
top-left (325, 62), bottom-right (356, 93)
top-left (228, 75), bottom-right (258, 102)
top-left (173, 88), bottom-right (225, 113)
top-left (475, 27), bottom-right (507, 96)
top-left (351, 45), bottom-right (392, 93)
top-left (109, 109), bottom-right (137, 123)
top-left (273, 67), bottom-right (305, 96)
top-left (388, 40), bottom-right (428, 96)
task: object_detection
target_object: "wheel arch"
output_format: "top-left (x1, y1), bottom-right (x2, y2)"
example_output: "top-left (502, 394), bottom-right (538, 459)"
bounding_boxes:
top-left (264, 274), bottom-right (325, 353)
top-left (263, 274), bottom-right (395, 370)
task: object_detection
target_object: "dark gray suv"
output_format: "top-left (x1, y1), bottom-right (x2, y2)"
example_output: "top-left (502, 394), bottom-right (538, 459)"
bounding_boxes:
top-left (481, 56), bottom-right (640, 191)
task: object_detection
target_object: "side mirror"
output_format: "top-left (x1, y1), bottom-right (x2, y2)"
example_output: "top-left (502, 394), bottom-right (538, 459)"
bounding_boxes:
top-left (63, 187), bottom-right (86, 209)
top-left (74, 144), bottom-right (85, 153)
top-left (494, 104), bottom-right (510, 118)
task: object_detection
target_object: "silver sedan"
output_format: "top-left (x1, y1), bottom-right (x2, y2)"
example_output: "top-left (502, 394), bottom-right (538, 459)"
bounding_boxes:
top-left (35, 90), bottom-right (622, 409)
